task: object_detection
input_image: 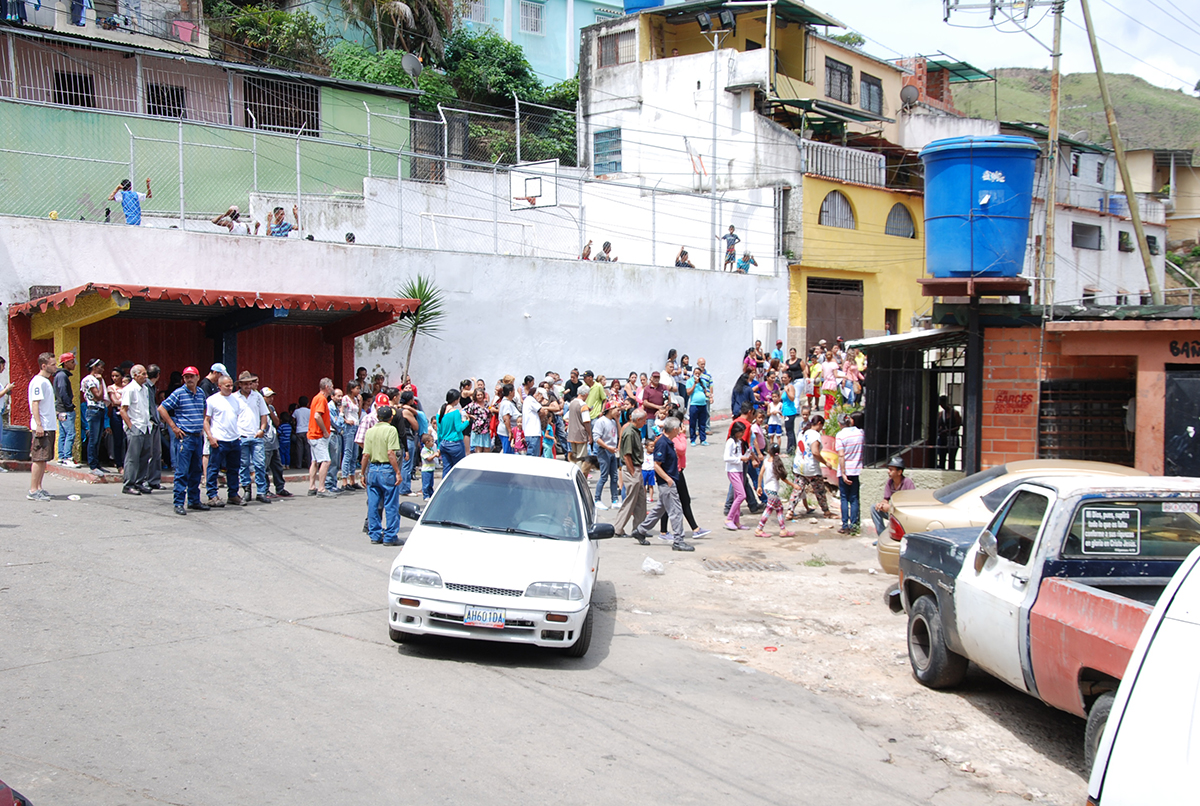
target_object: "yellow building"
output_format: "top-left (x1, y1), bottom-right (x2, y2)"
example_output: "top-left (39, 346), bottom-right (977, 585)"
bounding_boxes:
top-left (1128, 148), bottom-right (1200, 243)
top-left (788, 176), bottom-right (927, 349)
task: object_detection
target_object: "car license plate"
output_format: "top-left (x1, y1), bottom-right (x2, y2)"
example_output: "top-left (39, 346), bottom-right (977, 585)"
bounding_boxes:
top-left (463, 606), bottom-right (505, 629)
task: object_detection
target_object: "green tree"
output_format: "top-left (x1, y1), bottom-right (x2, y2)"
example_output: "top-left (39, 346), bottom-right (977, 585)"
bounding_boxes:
top-left (208, 2), bottom-right (332, 70)
top-left (442, 28), bottom-right (542, 108)
top-left (828, 31), bottom-right (865, 49)
top-left (395, 274), bottom-right (447, 379)
top-left (327, 41), bottom-right (457, 111)
top-left (338, 0), bottom-right (453, 61)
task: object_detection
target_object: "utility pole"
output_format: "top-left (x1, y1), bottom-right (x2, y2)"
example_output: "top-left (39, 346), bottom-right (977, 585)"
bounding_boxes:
top-left (1041, 0), bottom-right (1064, 305)
top-left (1079, 0), bottom-right (1163, 304)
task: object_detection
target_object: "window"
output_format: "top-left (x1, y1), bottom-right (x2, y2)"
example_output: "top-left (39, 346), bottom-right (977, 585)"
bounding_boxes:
top-left (1146, 235), bottom-right (1160, 255)
top-left (1116, 292), bottom-right (1129, 306)
top-left (884, 308), bottom-right (899, 336)
top-left (593, 128), bottom-right (621, 174)
top-left (989, 490), bottom-right (1049, 566)
top-left (860, 72), bottom-right (882, 115)
top-left (825, 57), bottom-right (852, 104)
top-left (464, 0), bottom-right (485, 22)
top-left (147, 83), bottom-right (186, 119)
top-left (1082, 286), bottom-right (1099, 305)
top-left (597, 30), bottom-right (636, 67)
top-left (1118, 231), bottom-right (1134, 252)
top-left (884, 203), bottom-right (915, 238)
top-left (519, 0), bottom-right (543, 34)
top-left (1071, 222), bottom-right (1103, 250)
top-left (244, 77), bottom-right (320, 135)
top-left (53, 71), bottom-right (96, 108)
top-left (818, 190), bottom-right (855, 229)
top-left (745, 39), bottom-right (762, 50)
top-left (1070, 152), bottom-right (1080, 177)
top-left (1096, 159), bottom-right (1105, 183)
top-left (1140, 291), bottom-right (1152, 305)
top-left (1062, 500), bottom-right (1200, 559)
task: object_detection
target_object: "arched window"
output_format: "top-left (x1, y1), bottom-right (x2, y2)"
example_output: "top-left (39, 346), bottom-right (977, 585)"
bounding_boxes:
top-left (888, 202), bottom-right (912, 237)
top-left (885, 203), bottom-right (916, 238)
top-left (818, 190), bottom-right (855, 229)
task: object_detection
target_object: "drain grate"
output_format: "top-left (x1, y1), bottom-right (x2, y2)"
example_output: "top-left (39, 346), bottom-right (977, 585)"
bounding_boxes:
top-left (702, 559), bottom-right (789, 572)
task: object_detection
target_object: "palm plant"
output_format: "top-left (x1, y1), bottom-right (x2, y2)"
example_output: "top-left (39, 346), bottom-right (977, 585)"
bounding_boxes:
top-left (338, 0), bottom-right (452, 61)
top-left (396, 274), bottom-right (447, 380)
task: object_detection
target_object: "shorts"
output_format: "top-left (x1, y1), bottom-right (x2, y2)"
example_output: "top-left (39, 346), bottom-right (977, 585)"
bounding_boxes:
top-left (767, 424), bottom-right (784, 436)
top-left (568, 442), bottom-right (589, 463)
top-left (30, 432), bottom-right (55, 462)
top-left (308, 437), bottom-right (330, 463)
top-left (470, 432), bottom-right (491, 450)
top-left (641, 469), bottom-right (656, 487)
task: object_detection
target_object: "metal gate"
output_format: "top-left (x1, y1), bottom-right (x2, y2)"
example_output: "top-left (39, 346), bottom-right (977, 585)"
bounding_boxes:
top-left (1164, 368), bottom-right (1200, 476)
top-left (1038, 379), bottom-right (1135, 465)
top-left (806, 277), bottom-right (863, 347)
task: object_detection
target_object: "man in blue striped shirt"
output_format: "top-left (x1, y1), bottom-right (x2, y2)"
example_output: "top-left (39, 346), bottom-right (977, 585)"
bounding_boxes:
top-left (158, 366), bottom-right (210, 516)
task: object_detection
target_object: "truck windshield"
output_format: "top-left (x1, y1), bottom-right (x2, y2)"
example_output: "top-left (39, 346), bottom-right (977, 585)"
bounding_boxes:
top-left (1062, 499), bottom-right (1200, 559)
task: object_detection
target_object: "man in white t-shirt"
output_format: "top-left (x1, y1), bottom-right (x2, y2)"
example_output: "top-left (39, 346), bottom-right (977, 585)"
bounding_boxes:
top-left (27, 352), bottom-right (57, 501)
top-left (119, 364), bottom-right (154, 496)
top-left (522, 389), bottom-right (545, 457)
top-left (235, 371), bottom-right (271, 503)
top-left (204, 375), bottom-right (246, 507)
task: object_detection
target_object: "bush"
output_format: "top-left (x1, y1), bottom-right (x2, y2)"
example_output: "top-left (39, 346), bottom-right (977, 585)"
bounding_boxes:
top-left (1168, 252), bottom-right (1186, 267)
top-left (209, 1), bottom-right (331, 71)
top-left (327, 41), bottom-right (457, 112)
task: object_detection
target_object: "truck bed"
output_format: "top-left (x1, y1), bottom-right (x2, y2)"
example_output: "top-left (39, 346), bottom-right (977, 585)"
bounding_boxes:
top-left (1028, 577), bottom-right (1156, 717)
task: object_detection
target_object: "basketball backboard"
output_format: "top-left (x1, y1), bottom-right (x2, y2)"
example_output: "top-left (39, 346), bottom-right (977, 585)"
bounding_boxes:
top-left (509, 159), bottom-right (559, 210)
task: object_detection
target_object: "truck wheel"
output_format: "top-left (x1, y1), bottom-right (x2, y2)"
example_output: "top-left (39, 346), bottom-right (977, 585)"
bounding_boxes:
top-left (1085, 691), bottom-right (1115, 772)
top-left (907, 595), bottom-right (968, 689)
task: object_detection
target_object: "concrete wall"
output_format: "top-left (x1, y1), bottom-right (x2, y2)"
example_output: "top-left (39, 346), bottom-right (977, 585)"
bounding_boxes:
top-left (0, 214), bottom-right (786, 413)
top-left (897, 113), bottom-right (998, 153)
top-left (859, 467), bottom-right (963, 514)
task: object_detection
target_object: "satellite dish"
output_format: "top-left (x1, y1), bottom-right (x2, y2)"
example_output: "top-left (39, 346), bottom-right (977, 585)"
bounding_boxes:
top-left (899, 85), bottom-right (919, 107)
top-left (401, 52), bottom-right (423, 83)
top-left (1071, 130), bottom-right (1089, 142)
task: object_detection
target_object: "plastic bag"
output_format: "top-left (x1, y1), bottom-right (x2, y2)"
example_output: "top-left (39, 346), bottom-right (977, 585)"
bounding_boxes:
top-left (641, 556), bottom-right (665, 575)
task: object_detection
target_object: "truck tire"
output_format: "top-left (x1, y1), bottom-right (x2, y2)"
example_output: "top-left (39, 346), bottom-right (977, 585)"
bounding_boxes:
top-left (907, 595), bottom-right (969, 689)
top-left (1085, 691), bottom-right (1115, 772)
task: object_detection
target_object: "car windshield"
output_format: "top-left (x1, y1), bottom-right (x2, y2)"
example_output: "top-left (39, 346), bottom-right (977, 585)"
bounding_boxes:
top-left (934, 464), bottom-right (1009, 504)
top-left (420, 467), bottom-right (583, 540)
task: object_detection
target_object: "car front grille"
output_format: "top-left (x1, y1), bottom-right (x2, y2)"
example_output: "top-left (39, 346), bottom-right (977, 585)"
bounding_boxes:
top-left (445, 582), bottom-right (523, 597)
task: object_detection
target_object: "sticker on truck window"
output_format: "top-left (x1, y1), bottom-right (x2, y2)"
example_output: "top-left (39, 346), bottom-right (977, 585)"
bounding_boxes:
top-left (1081, 507), bottom-right (1141, 554)
top-left (1162, 502), bottom-right (1199, 514)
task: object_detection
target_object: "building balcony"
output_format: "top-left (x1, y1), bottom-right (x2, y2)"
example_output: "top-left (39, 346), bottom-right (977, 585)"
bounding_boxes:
top-left (4, 0), bottom-right (208, 55)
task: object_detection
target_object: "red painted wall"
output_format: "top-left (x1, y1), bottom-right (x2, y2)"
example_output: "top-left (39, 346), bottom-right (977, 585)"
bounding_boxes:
top-left (237, 324), bottom-right (336, 408)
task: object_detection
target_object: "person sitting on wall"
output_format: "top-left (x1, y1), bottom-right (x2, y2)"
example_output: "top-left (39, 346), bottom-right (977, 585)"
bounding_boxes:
top-left (675, 247), bottom-right (695, 268)
top-left (580, 240), bottom-right (593, 260)
top-left (212, 206), bottom-right (256, 235)
top-left (593, 241), bottom-right (618, 262)
top-left (871, 456), bottom-right (915, 537)
top-left (737, 251), bottom-right (758, 274)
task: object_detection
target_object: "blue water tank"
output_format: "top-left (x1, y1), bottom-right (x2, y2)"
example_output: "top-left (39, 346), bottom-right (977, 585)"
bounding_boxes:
top-left (624, 0), bottom-right (662, 12)
top-left (919, 135), bottom-right (1040, 278)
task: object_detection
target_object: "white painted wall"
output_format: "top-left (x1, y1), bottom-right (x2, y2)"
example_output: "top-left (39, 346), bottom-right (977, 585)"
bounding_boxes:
top-left (897, 113), bottom-right (999, 153)
top-left (0, 215), bottom-right (787, 412)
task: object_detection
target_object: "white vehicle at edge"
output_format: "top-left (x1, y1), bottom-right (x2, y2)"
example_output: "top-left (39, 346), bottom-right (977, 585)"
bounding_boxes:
top-left (387, 453), bottom-right (613, 657)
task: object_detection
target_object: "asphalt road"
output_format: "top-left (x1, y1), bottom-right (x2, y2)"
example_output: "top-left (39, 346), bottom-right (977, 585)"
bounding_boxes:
top-left (3, 463), bottom-right (982, 805)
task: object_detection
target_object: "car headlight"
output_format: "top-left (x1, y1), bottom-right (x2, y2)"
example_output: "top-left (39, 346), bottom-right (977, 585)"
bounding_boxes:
top-left (392, 566), bottom-right (443, 587)
top-left (525, 581), bottom-right (583, 600)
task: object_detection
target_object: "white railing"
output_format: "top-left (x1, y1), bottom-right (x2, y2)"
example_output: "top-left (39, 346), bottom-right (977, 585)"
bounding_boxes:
top-left (801, 139), bottom-right (886, 186)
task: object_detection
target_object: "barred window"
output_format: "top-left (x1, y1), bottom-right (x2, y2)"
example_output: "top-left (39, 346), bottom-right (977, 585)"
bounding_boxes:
top-left (464, 0), bottom-right (485, 22)
top-left (594, 128), bottom-right (621, 174)
top-left (825, 58), bottom-right (852, 104)
top-left (860, 72), bottom-right (882, 115)
top-left (818, 190), bottom-right (855, 229)
top-left (520, 0), bottom-right (543, 33)
top-left (244, 76), bottom-right (319, 136)
top-left (147, 84), bottom-right (186, 119)
top-left (598, 30), bottom-right (636, 68)
top-left (53, 71), bottom-right (96, 108)
top-left (885, 203), bottom-right (915, 238)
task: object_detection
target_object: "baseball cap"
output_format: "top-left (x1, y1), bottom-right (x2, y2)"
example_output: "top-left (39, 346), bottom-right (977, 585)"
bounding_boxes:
top-left (59, 352), bottom-right (75, 364)
top-left (211, 362), bottom-right (229, 375)
top-left (651, 371), bottom-right (661, 377)
top-left (261, 386), bottom-right (275, 397)
top-left (182, 366), bottom-right (199, 376)
top-left (603, 400), bottom-right (618, 412)
top-left (775, 339), bottom-right (782, 345)
top-left (818, 339), bottom-right (827, 345)
top-left (374, 392), bottom-right (391, 408)
top-left (583, 370), bottom-right (595, 378)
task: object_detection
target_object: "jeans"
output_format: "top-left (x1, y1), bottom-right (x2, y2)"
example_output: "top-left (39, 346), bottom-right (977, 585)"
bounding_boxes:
top-left (173, 432), bottom-right (203, 507)
top-left (525, 435), bottom-right (542, 457)
top-left (85, 405), bottom-right (105, 469)
top-left (265, 444), bottom-right (286, 493)
top-left (688, 404), bottom-right (709, 443)
top-left (440, 439), bottom-right (466, 477)
top-left (401, 435), bottom-right (417, 494)
top-left (422, 469), bottom-right (435, 499)
top-left (367, 463), bottom-right (399, 542)
top-left (123, 428), bottom-right (152, 489)
top-left (206, 439), bottom-right (242, 500)
top-left (57, 410), bottom-right (76, 462)
top-left (871, 506), bottom-right (888, 536)
top-left (325, 432), bottom-right (342, 491)
top-left (500, 435), bottom-right (514, 454)
top-left (238, 436), bottom-right (266, 495)
top-left (594, 450), bottom-right (619, 502)
top-left (839, 474), bottom-right (861, 529)
top-left (340, 432), bottom-right (358, 482)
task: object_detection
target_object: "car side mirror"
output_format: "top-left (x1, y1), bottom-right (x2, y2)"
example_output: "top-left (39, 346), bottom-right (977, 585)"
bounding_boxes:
top-left (975, 529), bottom-right (997, 573)
top-left (589, 523), bottom-right (615, 540)
top-left (400, 502), bottom-right (423, 521)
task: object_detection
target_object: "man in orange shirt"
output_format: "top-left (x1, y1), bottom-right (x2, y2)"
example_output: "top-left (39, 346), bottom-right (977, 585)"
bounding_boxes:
top-left (307, 377), bottom-right (336, 497)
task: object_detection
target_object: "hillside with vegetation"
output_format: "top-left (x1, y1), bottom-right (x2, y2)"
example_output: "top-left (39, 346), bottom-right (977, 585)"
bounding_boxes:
top-left (953, 68), bottom-right (1200, 158)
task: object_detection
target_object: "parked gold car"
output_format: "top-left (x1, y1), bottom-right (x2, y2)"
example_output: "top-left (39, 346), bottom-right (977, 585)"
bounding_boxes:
top-left (876, 459), bottom-right (1148, 575)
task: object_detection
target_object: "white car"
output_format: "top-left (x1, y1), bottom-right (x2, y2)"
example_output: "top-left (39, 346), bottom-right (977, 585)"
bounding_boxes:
top-left (388, 453), bottom-right (613, 657)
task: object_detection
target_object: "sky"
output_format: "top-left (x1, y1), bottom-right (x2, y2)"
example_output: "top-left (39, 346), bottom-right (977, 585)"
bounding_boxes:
top-left (820, 0), bottom-right (1200, 95)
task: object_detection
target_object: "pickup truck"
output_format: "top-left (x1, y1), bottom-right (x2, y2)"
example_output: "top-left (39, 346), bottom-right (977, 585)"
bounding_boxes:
top-left (892, 475), bottom-right (1200, 767)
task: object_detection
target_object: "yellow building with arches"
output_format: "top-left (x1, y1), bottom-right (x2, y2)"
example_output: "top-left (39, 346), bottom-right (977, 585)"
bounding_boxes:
top-left (787, 175), bottom-right (927, 350)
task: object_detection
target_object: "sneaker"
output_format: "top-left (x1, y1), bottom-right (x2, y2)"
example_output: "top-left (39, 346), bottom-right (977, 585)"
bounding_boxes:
top-left (689, 439), bottom-right (696, 445)
top-left (631, 532), bottom-right (651, 545)
top-left (317, 490), bottom-right (338, 498)
top-left (692, 528), bottom-right (711, 538)
top-left (174, 505), bottom-right (187, 516)
top-left (672, 540), bottom-right (695, 552)
top-left (90, 468), bottom-right (105, 477)
top-left (700, 441), bottom-right (709, 447)
top-left (227, 495), bottom-right (247, 507)
top-left (656, 534), bottom-right (673, 542)
top-left (188, 502), bottom-right (211, 512)
top-left (60, 458), bottom-right (79, 468)
top-left (611, 499), bottom-right (621, 507)
top-left (207, 498), bottom-right (226, 508)
top-left (593, 500), bottom-right (609, 511)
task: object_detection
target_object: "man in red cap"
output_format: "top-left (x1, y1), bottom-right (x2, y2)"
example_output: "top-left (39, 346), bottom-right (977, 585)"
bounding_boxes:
top-left (157, 366), bottom-right (209, 516)
top-left (53, 352), bottom-right (77, 466)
